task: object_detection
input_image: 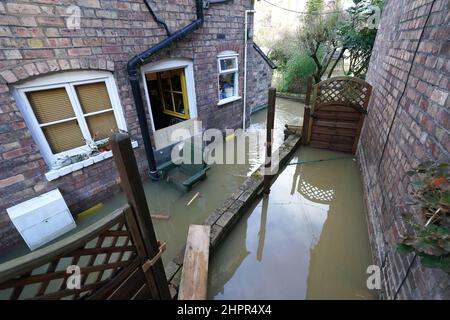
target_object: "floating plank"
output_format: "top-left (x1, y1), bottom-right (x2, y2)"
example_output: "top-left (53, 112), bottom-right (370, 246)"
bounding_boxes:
top-left (178, 225), bottom-right (211, 300)
top-left (151, 213), bottom-right (171, 220)
top-left (186, 192), bottom-right (200, 206)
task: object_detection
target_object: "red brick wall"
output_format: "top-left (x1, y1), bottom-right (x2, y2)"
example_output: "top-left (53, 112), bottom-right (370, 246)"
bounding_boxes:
top-left (0, 0), bottom-right (258, 253)
top-left (358, 0), bottom-right (449, 299)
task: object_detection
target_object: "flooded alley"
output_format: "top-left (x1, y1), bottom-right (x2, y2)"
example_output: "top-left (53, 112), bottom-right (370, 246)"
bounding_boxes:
top-left (207, 146), bottom-right (375, 300)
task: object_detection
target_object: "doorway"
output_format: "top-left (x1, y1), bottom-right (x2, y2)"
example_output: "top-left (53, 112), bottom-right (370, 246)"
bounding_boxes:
top-left (145, 68), bottom-right (190, 130)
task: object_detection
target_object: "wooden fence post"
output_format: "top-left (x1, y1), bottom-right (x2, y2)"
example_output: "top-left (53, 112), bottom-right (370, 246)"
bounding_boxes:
top-left (305, 76), bottom-right (313, 106)
top-left (263, 88), bottom-right (276, 195)
top-left (302, 76), bottom-right (313, 145)
top-left (110, 133), bottom-right (171, 300)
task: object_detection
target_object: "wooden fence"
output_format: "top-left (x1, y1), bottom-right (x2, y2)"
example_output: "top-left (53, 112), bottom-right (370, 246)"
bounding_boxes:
top-left (305, 76), bottom-right (372, 154)
top-left (0, 134), bottom-right (170, 300)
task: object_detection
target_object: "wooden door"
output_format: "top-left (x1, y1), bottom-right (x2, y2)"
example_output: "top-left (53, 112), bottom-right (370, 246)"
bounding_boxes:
top-left (307, 77), bottom-right (372, 154)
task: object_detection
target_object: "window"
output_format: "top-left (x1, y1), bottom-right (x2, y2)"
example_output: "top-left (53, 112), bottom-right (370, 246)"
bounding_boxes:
top-left (218, 51), bottom-right (240, 104)
top-left (157, 68), bottom-right (190, 120)
top-left (14, 71), bottom-right (127, 169)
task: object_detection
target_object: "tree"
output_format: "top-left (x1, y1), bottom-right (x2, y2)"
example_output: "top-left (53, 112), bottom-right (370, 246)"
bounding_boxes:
top-left (297, 0), bottom-right (343, 83)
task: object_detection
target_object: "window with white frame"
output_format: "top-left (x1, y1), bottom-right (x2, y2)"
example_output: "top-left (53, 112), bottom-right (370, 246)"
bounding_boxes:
top-left (13, 71), bottom-right (127, 169)
top-left (218, 51), bottom-right (239, 104)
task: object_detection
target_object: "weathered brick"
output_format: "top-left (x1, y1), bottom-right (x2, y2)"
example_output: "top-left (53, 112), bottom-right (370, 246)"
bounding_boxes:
top-left (0, 174), bottom-right (24, 188)
top-left (6, 3), bottom-right (41, 15)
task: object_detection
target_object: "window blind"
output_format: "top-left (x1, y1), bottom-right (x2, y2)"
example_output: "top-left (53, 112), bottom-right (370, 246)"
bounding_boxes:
top-left (42, 120), bottom-right (85, 153)
top-left (75, 82), bottom-right (112, 114)
top-left (86, 112), bottom-right (118, 140)
top-left (26, 88), bottom-right (75, 124)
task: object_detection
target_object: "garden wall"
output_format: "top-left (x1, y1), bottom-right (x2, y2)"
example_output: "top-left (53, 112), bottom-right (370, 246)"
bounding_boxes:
top-left (358, 0), bottom-right (449, 299)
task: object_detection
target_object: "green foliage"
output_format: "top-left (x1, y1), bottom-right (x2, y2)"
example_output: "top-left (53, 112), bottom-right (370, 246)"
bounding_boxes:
top-left (398, 162), bottom-right (450, 273)
top-left (306, 0), bottom-right (325, 14)
top-left (336, 0), bottom-right (385, 77)
top-left (278, 50), bottom-right (317, 92)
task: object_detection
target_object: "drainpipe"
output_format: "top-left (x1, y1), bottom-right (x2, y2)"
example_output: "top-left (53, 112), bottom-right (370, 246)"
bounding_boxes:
top-left (243, 9), bottom-right (255, 131)
top-left (127, 0), bottom-right (204, 181)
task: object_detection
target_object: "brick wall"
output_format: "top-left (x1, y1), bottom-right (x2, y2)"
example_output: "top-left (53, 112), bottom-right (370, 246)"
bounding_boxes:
top-left (247, 43), bottom-right (273, 118)
top-left (358, 0), bottom-right (449, 299)
top-left (0, 0), bottom-right (262, 253)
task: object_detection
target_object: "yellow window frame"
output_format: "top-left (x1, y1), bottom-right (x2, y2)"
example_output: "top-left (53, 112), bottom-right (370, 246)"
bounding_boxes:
top-left (157, 68), bottom-right (190, 120)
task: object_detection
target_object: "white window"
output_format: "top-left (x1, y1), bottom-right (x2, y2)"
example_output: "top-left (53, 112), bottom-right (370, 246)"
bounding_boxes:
top-left (217, 51), bottom-right (240, 105)
top-left (13, 71), bottom-right (127, 169)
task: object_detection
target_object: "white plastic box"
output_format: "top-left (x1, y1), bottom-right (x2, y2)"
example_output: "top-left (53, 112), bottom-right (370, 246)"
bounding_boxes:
top-left (6, 189), bottom-right (76, 251)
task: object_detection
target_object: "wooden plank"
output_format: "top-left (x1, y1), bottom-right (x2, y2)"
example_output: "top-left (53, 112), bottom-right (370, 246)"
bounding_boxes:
top-left (87, 258), bottom-right (140, 300)
top-left (110, 133), bottom-right (170, 300)
top-left (312, 126), bottom-right (356, 137)
top-left (314, 120), bottom-right (360, 129)
top-left (107, 267), bottom-right (145, 300)
top-left (314, 111), bottom-right (362, 121)
top-left (302, 106), bottom-right (311, 145)
top-left (178, 225), bottom-right (211, 300)
top-left (131, 284), bottom-right (150, 300)
top-left (315, 105), bottom-right (362, 113)
top-left (311, 133), bottom-right (355, 145)
top-left (263, 88), bottom-right (276, 195)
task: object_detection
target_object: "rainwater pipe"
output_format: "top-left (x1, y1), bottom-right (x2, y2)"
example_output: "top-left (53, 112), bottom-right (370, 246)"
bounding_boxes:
top-left (127, 0), bottom-right (204, 180)
top-left (243, 9), bottom-right (256, 131)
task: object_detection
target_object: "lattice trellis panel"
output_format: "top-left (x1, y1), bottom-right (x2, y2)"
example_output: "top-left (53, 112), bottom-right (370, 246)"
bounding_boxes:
top-left (300, 180), bottom-right (335, 203)
top-left (0, 212), bottom-right (138, 300)
top-left (315, 77), bottom-right (371, 111)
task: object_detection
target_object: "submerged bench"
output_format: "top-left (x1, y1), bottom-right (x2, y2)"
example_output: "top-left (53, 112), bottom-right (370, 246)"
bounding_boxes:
top-left (178, 224), bottom-right (211, 300)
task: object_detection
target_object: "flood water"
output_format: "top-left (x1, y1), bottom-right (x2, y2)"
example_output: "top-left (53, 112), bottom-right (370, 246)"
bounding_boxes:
top-left (1, 98), bottom-right (375, 300)
top-left (71, 98), bottom-right (305, 264)
top-left (207, 146), bottom-right (375, 300)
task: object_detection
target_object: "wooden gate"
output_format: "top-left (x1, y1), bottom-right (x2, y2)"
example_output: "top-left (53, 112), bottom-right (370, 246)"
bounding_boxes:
top-left (306, 77), bottom-right (372, 154)
top-left (0, 134), bottom-right (170, 300)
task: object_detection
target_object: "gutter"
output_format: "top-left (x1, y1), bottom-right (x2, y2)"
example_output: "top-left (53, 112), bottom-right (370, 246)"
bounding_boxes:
top-left (253, 43), bottom-right (277, 69)
top-left (127, 0), bottom-right (204, 181)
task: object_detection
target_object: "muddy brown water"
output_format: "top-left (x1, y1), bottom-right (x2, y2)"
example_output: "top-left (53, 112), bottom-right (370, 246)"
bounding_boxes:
top-left (207, 146), bottom-right (375, 300)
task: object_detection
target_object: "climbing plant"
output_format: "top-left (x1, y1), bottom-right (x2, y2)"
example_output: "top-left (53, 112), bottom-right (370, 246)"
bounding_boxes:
top-left (332, 0), bottom-right (385, 78)
top-left (398, 162), bottom-right (450, 273)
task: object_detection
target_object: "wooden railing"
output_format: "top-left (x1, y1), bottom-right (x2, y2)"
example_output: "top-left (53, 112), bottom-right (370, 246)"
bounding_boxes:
top-left (0, 134), bottom-right (170, 300)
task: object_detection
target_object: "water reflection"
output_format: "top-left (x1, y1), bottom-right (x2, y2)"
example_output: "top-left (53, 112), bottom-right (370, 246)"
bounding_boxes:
top-left (208, 147), bottom-right (375, 300)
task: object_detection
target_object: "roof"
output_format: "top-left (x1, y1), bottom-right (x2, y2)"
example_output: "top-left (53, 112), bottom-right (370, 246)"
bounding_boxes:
top-left (252, 43), bottom-right (277, 69)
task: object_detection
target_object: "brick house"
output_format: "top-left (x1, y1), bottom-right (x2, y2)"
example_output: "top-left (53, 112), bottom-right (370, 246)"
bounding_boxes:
top-left (358, 0), bottom-right (449, 299)
top-left (0, 0), bottom-right (275, 253)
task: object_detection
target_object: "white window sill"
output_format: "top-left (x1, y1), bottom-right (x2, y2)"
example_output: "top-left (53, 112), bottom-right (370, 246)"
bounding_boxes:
top-left (44, 140), bottom-right (138, 181)
top-left (217, 96), bottom-right (241, 106)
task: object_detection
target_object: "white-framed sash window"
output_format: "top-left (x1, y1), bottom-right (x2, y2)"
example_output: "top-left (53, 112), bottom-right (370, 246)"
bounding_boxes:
top-left (217, 51), bottom-right (240, 105)
top-left (13, 71), bottom-right (127, 169)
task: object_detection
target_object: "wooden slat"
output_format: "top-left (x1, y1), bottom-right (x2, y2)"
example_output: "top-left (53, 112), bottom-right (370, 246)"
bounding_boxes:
top-left (0, 260), bottom-right (131, 290)
top-left (67, 245), bottom-right (136, 257)
top-left (312, 126), bottom-right (356, 137)
top-left (107, 267), bottom-right (145, 300)
top-left (311, 133), bottom-right (355, 144)
top-left (131, 284), bottom-right (150, 300)
top-left (0, 206), bottom-right (128, 283)
top-left (314, 120), bottom-right (360, 129)
top-left (87, 258), bottom-right (140, 300)
top-left (314, 111), bottom-right (362, 121)
top-left (178, 225), bottom-right (211, 300)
